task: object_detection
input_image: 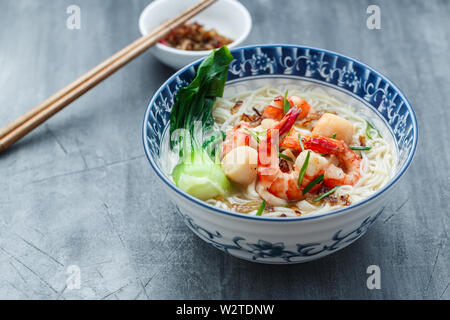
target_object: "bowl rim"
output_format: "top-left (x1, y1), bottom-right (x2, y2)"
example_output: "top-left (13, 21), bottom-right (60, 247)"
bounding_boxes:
top-left (138, 0), bottom-right (253, 56)
top-left (142, 44), bottom-right (419, 222)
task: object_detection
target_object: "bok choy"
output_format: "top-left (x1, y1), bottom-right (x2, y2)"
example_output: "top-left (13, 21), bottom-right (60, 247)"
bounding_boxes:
top-left (169, 46), bottom-right (234, 200)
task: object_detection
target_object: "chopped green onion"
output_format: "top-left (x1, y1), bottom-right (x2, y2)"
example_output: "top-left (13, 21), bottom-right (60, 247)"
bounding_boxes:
top-left (298, 151), bottom-right (310, 187)
top-left (366, 121), bottom-right (383, 139)
top-left (302, 174), bottom-right (324, 195)
top-left (365, 121), bottom-right (373, 140)
top-left (332, 133), bottom-right (337, 139)
top-left (244, 128), bottom-right (260, 143)
top-left (313, 186), bottom-right (340, 202)
top-left (283, 90), bottom-right (290, 114)
top-left (298, 134), bottom-right (305, 151)
top-left (350, 146), bottom-right (372, 151)
top-left (279, 153), bottom-right (293, 162)
top-left (256, 200), bottom-right (266, 216)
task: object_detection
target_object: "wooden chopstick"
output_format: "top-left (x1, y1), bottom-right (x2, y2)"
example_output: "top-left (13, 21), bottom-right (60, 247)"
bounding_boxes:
top-left (0, 0), bottom-right (217, 153)
top-left (0, 0), bottom-right (213, 140)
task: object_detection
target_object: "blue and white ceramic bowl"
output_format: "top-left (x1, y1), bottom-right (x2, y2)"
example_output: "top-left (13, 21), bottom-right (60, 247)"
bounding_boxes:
top-left (143, 45), bottom-right (418, 264)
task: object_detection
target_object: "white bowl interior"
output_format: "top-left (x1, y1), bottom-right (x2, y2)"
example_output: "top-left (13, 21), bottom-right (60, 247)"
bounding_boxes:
top-left (139, 0), bottom-right (252, 54)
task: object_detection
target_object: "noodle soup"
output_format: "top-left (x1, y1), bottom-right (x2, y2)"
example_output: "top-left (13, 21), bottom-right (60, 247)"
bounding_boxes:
top-left (145, 44), bottom-right (417, 263)
top-left (162, 81), bottom-right (396, 218)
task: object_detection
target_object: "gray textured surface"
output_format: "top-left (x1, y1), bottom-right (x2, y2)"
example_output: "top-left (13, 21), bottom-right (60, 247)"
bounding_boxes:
top-left (0, 0), bottom-right (449, 300)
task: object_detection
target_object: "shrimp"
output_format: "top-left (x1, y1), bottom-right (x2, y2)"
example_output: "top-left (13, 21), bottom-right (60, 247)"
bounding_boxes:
top-left (262, 95), bottom-right (311, 121)
top-left (280, 130), bottom-right (361, 188)
top-left (221, 121), bottom-right (256, 157)
top-left (257, 109), bottom-right (328, 203)
top-left (315, 138), bottom-right (362, 188)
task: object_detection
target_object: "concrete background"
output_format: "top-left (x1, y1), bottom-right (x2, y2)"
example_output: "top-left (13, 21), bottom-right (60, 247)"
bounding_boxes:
top-left (0, 0), bottom-right (448, 299)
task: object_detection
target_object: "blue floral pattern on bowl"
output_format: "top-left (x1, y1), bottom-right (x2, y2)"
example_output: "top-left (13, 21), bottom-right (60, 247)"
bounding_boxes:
top-left (176, 205), bottom-right (385, 263)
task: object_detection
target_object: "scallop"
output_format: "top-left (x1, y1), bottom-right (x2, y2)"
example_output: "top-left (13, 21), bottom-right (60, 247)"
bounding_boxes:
top-left (295, 150), bottom-right (329, 176)
top-left (221, 146), bottom-right (258, 186)
top-left (312, 113), bottom-right (354, 145)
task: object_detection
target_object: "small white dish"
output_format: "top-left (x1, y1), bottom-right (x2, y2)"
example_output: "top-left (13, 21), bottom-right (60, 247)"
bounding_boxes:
top-left (139, 0), bottom-right (252, 69)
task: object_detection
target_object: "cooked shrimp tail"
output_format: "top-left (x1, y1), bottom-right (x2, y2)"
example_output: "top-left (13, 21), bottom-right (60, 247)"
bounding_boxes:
top-left (258, 107), bottom-right (301, 173)
top-left (275, 107), bottom-right (302, 137)
top-left (262, 95), bottom-right (311, 121)
top-left (281, 130), bottom-right (345, 154)
top-left (304, 136), bottom-right (362, 188)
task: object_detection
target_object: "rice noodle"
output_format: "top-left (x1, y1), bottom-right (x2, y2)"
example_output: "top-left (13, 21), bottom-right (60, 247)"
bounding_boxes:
top-left (207, 84), bottom-right (396, 217)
